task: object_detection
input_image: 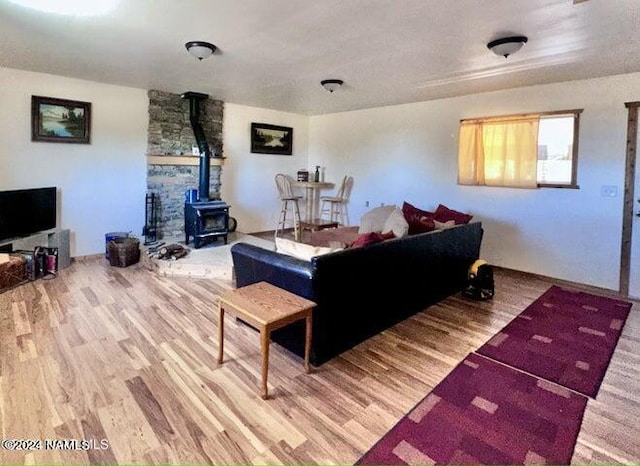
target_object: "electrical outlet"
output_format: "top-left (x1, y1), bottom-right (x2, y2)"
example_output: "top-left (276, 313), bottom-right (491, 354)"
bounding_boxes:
top-left (601, 185), bottom-right (617, 197)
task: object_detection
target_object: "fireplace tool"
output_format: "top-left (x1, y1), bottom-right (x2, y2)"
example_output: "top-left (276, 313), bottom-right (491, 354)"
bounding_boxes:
top-left (143, 192), bottom-right (158, 245)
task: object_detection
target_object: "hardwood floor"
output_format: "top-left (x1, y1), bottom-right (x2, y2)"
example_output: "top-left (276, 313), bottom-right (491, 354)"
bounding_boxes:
top-left (1, 256), bottom-right (638, 464)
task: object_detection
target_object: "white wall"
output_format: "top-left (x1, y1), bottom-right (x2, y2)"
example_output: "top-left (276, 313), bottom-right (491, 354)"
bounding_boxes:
top-left (0, 67), bottom-right (148, 256)
top-left (3, 65), bottom-right (636, 289)
top-left (308, 73), bottom-right (640, 290)
top-left (222, 103), bottom-right (309, 233)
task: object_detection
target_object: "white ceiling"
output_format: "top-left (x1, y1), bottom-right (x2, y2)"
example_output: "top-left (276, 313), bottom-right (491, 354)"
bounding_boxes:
top-left (1, 0), bottom-right (639, 115)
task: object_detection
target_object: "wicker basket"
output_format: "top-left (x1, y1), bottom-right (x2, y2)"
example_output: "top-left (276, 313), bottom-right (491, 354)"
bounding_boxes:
top-left (107, 237), bottom-right (140, 267)
top-left (0, 254), bottom-right (27, 292)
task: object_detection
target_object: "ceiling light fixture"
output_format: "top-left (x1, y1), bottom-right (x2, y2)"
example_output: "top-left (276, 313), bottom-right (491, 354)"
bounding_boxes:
top-left (321, 79), bottom-right (344, 93)
top-left (487, 36), bottom-right (528, 58)
top-left (185, 41), bottom-right (217, 61)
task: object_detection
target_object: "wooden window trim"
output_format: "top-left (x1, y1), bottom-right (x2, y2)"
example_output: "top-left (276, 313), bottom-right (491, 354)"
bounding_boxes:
top-left (461, 109), bottom-right (583, 124)
top-left (459, 108), bottom-right (583, 189)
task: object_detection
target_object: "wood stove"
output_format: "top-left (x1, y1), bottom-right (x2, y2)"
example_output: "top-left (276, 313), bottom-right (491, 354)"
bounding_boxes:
top-left (181, 91), bottom-right (230, 249)
top-left (185, 200), bottom-right (229, 248)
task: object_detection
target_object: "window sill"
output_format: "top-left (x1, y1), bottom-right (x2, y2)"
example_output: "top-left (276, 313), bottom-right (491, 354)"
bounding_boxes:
top-left (537, 183), bottom-right (580, 189)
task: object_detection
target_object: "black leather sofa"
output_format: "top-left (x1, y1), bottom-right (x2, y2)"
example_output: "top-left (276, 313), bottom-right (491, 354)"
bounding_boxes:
top-left (231, 221), bottom-right (483, 366)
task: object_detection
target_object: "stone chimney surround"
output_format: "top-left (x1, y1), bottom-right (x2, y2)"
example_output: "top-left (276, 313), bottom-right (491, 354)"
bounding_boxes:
top-left (146, 90), bottom-right (224, 239)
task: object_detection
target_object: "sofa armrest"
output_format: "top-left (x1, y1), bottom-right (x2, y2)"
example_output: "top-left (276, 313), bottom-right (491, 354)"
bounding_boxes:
top-left (230, 242), bottom-right (315, 300)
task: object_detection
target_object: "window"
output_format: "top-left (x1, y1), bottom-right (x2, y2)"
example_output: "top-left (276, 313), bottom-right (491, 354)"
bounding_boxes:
top-left (458, 110), bottom-right (581, 188)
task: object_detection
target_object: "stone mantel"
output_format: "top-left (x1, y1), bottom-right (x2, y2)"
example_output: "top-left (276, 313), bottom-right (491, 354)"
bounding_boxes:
top-left (146, 155), bottom-right (225, 166)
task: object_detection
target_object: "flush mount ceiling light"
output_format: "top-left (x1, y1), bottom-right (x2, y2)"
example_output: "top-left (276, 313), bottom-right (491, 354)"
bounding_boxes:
top-left (487, 36), bottom-right (528, 58)
top-left (185, 41), bottom-right (217, 61)
top-left (321, 79), bottom-right (344, 93)
top-left (7, 0), bottom-right (119, 15)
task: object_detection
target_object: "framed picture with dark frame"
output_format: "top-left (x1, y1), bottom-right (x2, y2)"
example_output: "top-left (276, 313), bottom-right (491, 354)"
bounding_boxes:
top-left (250, 122), bottom-right (293, 155)
top-left (31, 95), bottom-right (91, 144)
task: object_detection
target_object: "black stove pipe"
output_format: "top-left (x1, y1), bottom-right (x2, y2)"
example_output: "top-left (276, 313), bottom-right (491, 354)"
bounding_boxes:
top-left (181, 91), bottom-right (211, 201)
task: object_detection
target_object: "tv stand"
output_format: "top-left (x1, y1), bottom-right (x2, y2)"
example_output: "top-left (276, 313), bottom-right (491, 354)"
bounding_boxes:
top-left (0, 228), bottom-right (71, 269)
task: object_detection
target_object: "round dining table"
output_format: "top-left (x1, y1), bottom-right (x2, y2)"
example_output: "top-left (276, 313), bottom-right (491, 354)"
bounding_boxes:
top-left (291, 180), bottom-right (334, 222)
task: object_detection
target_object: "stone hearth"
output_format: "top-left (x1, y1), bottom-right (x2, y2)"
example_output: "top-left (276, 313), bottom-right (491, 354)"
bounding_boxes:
top-left (141, 233), bottom-right (274, 290)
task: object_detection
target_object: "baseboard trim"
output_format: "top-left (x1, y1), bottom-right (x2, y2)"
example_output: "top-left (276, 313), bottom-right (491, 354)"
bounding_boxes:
top-left (493, 265), bottom-right (637, 303)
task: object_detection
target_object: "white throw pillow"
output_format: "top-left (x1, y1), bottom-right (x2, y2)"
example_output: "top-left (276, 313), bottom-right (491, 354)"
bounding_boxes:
top-left (358, 205), bottom-right (396, 234)
top-left (275, 237), bottom-right (343, 261)
top-left (382, 207), bottom-right (409, 238)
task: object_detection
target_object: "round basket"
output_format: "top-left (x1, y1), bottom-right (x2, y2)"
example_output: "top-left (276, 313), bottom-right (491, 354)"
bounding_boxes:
top-left (107, 237), bottom-right (140, 267)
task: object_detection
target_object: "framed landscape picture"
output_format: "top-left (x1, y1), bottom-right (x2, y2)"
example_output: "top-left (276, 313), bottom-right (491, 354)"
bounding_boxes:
top-left (31, 95), bottom-right (91, 144)
top-left (250, 122), bottom-right (293, 155)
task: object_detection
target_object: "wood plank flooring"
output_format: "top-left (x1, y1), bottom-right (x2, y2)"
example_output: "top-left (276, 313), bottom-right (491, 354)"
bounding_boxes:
top-left (1, 256), bottom-right (638, 464)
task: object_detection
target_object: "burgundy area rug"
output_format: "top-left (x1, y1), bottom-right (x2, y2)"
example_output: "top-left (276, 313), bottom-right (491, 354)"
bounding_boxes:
top-left (477, 285), bottom-right (632, 398)
top-left (357, 353), bottom-right (587, 465)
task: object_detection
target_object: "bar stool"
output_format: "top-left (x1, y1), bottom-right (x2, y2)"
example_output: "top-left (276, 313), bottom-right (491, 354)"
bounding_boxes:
top-left (319, 175), bottom-right (353, 225)
top-left (275, 174), bottom-right (302, 241)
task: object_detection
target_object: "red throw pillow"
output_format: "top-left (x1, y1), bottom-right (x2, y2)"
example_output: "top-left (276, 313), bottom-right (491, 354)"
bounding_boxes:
top-left (350, 231), bottom-right (394, 248)
top-left (402, 201), bottom-right (432, 221)
top-left (433, 204), bottom-right (473, 225)
top-left (402, 201), bottom-right (435, 235)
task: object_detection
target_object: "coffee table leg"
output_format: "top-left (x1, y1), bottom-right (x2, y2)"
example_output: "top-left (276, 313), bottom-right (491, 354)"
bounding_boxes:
top-left (218, 304), bottom-right (224, 364)
top-left (260, 328), bottom-right (270, 399)
top-left (304, 314), bottom-right (312, 373)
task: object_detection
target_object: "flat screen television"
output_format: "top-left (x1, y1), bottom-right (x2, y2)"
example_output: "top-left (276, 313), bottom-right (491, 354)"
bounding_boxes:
top-left (0, 187), bottom-right (57, 242)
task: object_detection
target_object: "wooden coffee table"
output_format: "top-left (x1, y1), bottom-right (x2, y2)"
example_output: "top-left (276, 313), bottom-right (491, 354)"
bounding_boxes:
top-left (217, 281), bottom-right (316, 399)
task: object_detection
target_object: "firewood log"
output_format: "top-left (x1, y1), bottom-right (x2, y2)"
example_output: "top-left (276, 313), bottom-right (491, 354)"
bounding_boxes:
top-left (172, 249), bottom-right (188, 260)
